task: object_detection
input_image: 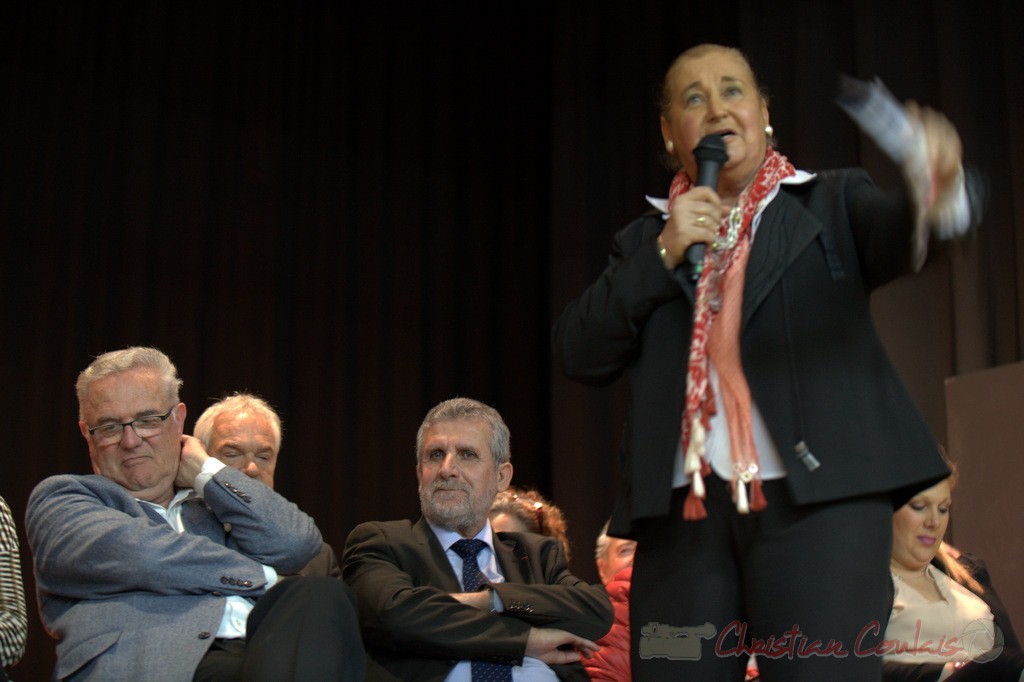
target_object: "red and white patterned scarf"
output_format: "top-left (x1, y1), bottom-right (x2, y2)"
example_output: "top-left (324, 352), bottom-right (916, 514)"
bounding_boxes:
top-left (669, 148), bottom-right (795, 519)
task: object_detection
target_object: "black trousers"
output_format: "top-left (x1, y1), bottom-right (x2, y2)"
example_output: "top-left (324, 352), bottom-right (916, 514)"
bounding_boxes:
top-left (630, 477), bottom-right (893, 681)
top-left (194, 576), bottom-right (366, 682)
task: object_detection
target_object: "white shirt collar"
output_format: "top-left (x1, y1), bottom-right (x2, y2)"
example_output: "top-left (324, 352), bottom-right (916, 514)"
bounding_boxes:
top-left (137, 489), bottom-right (197, 532)
top-left (427, 517), bottom-right (496, 553)
top-left (644, 169), bottom-right (816, 214)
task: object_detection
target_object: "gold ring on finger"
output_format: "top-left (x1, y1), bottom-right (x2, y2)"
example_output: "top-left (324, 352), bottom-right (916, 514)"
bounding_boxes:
top-left (695, 215), bottom-right (708, 227)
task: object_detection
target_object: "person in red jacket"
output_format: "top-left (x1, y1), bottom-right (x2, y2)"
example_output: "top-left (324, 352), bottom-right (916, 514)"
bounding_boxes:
top-left (585, 522), bottom-right (636, 680)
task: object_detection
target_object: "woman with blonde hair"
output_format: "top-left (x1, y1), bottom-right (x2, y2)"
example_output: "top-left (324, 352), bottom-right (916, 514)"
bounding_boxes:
top-left (885, 461), bottom-right (1023, 681)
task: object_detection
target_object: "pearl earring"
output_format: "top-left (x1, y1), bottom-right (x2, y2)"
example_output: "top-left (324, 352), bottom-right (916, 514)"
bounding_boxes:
top-left (764, 125), bottom-right (774, 137)
top-left (666, 140), bottom-right (675, 153)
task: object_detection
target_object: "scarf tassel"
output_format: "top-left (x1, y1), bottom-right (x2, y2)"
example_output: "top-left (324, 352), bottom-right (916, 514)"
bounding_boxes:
top-left (735, 479), bottom-right (749, 514)
top-left (733, 477), bottom-right (767, 514)
top-left (683, 483), bottom-right (708, 520)
top-left (750, 479), bottom-right (767, 512)
top-left (683, 419), bottom-right (709, 520)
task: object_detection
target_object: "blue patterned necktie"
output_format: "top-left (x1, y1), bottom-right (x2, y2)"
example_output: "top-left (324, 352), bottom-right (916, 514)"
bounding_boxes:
top-left (450, 539), bottom-right (514, 682)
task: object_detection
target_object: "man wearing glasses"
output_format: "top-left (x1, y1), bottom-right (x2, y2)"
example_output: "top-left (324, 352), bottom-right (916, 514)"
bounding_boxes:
top-left (26, 346), bottom-right (365, 681)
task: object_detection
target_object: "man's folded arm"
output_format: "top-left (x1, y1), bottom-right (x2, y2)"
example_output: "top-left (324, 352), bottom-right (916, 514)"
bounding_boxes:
top-left (343, 522), bottom-right (531, 663)
top-left (29, 475), bottom-right (276, 599)
top-left (490, 538), bottom-right (613, 641)
top-left (200, 465), bottom-right (322, 573)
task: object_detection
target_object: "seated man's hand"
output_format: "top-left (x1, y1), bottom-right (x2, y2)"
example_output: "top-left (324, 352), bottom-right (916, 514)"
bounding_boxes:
top-left (175, 435), bottom-right (210, 489)
top-left (525, 627), bottom-right (599, 665)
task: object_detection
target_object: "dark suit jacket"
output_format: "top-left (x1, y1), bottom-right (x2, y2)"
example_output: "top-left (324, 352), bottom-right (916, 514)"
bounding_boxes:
top-left (553, 169), bottom-right (950, 531)
top-left (342, 517), bottom-right (613, 681)
top-left (883, 554), bottom-right (1021, 681)
top-left (296, 542), bottom-right (341, 578)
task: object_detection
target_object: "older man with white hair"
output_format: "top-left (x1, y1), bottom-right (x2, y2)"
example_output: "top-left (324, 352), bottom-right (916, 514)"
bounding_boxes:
top-left (194, 392), bottom-right (340, 578)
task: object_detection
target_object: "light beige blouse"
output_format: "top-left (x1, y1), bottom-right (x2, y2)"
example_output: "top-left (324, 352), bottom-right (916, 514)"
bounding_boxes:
top-left (885, 564), bottom-right (996, 666)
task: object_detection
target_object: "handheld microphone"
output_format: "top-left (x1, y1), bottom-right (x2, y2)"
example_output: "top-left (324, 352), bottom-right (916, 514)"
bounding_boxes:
top-left (685, 134), bottom-right (729, 279)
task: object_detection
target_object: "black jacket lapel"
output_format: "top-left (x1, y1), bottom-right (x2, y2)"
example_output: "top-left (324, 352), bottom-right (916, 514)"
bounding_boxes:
top-left (743, 188), bottom-right (822, 328)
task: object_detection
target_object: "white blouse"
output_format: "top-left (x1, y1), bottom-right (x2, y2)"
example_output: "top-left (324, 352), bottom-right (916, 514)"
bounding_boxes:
top-left (886, 564), bottom-right (996, 666)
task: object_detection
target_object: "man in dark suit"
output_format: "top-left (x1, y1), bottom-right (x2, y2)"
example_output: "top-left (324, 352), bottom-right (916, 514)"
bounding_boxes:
top-left (26, 346), bottom-right (364, 681)
top-left (343, 397), bottom-right (613, 681)
top-left (194, 392), bottom-right (341, 578)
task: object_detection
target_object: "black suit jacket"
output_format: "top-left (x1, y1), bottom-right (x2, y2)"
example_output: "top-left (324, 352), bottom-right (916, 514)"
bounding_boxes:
top-left (295, 542), bottom-right (341, 578)
top-left (342, 517), bottom-right (613, 681)
top-left (554, 169), bottom-right (950, 531)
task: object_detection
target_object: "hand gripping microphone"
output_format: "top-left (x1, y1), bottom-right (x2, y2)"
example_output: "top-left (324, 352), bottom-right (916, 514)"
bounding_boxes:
top-left (685, 134), bottom-right (729, 279)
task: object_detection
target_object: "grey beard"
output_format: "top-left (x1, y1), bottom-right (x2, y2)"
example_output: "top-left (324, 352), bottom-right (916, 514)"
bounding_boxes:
top-left (419, 485), bottom-right (490, 532)
top-left (420, 500), bottom-right (480, 531)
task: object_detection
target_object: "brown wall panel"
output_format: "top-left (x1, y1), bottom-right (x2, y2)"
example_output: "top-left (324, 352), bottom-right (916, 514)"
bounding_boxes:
top-left (946, 361), bottom-right (1024, 629)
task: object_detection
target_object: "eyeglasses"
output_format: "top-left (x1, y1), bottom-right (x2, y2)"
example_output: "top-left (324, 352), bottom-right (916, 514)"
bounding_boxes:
top-left (87, 406), bottom-right (176, 445)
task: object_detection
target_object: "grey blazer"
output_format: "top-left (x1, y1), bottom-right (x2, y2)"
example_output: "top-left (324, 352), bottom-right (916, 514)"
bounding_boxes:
top-left (26, 466), bottom-right (322, 681)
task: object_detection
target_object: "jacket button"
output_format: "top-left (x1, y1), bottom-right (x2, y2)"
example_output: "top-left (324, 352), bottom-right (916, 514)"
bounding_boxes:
top-left (241, 580), bottom-right (252, 587)
top-left (198, 631), bottom-right (211, 640)
top-left (220, 577), bottom-right (229, 584)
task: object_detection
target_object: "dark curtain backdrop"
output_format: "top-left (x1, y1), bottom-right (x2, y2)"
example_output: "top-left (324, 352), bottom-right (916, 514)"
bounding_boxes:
top-left (2, 1), bottom-right (1020, 677)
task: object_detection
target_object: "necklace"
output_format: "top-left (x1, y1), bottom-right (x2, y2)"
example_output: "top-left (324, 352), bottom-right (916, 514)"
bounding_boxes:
top-left (702, 206), bottom-right (744, 313)
top-left (712, 206), bottom-right (744, 252)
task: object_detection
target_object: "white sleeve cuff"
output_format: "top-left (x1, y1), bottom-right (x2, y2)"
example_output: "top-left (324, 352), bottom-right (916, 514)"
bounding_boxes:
top-left (193, 457), bottom-right (227, 497)
top-left (490, 587), bottom-right (504, 613)
top-left (262, 564), bottom-right (279, 588)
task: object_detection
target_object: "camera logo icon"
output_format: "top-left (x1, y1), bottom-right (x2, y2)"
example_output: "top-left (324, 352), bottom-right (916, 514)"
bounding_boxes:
top-left (639, 621), bottom-right (718, 660)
